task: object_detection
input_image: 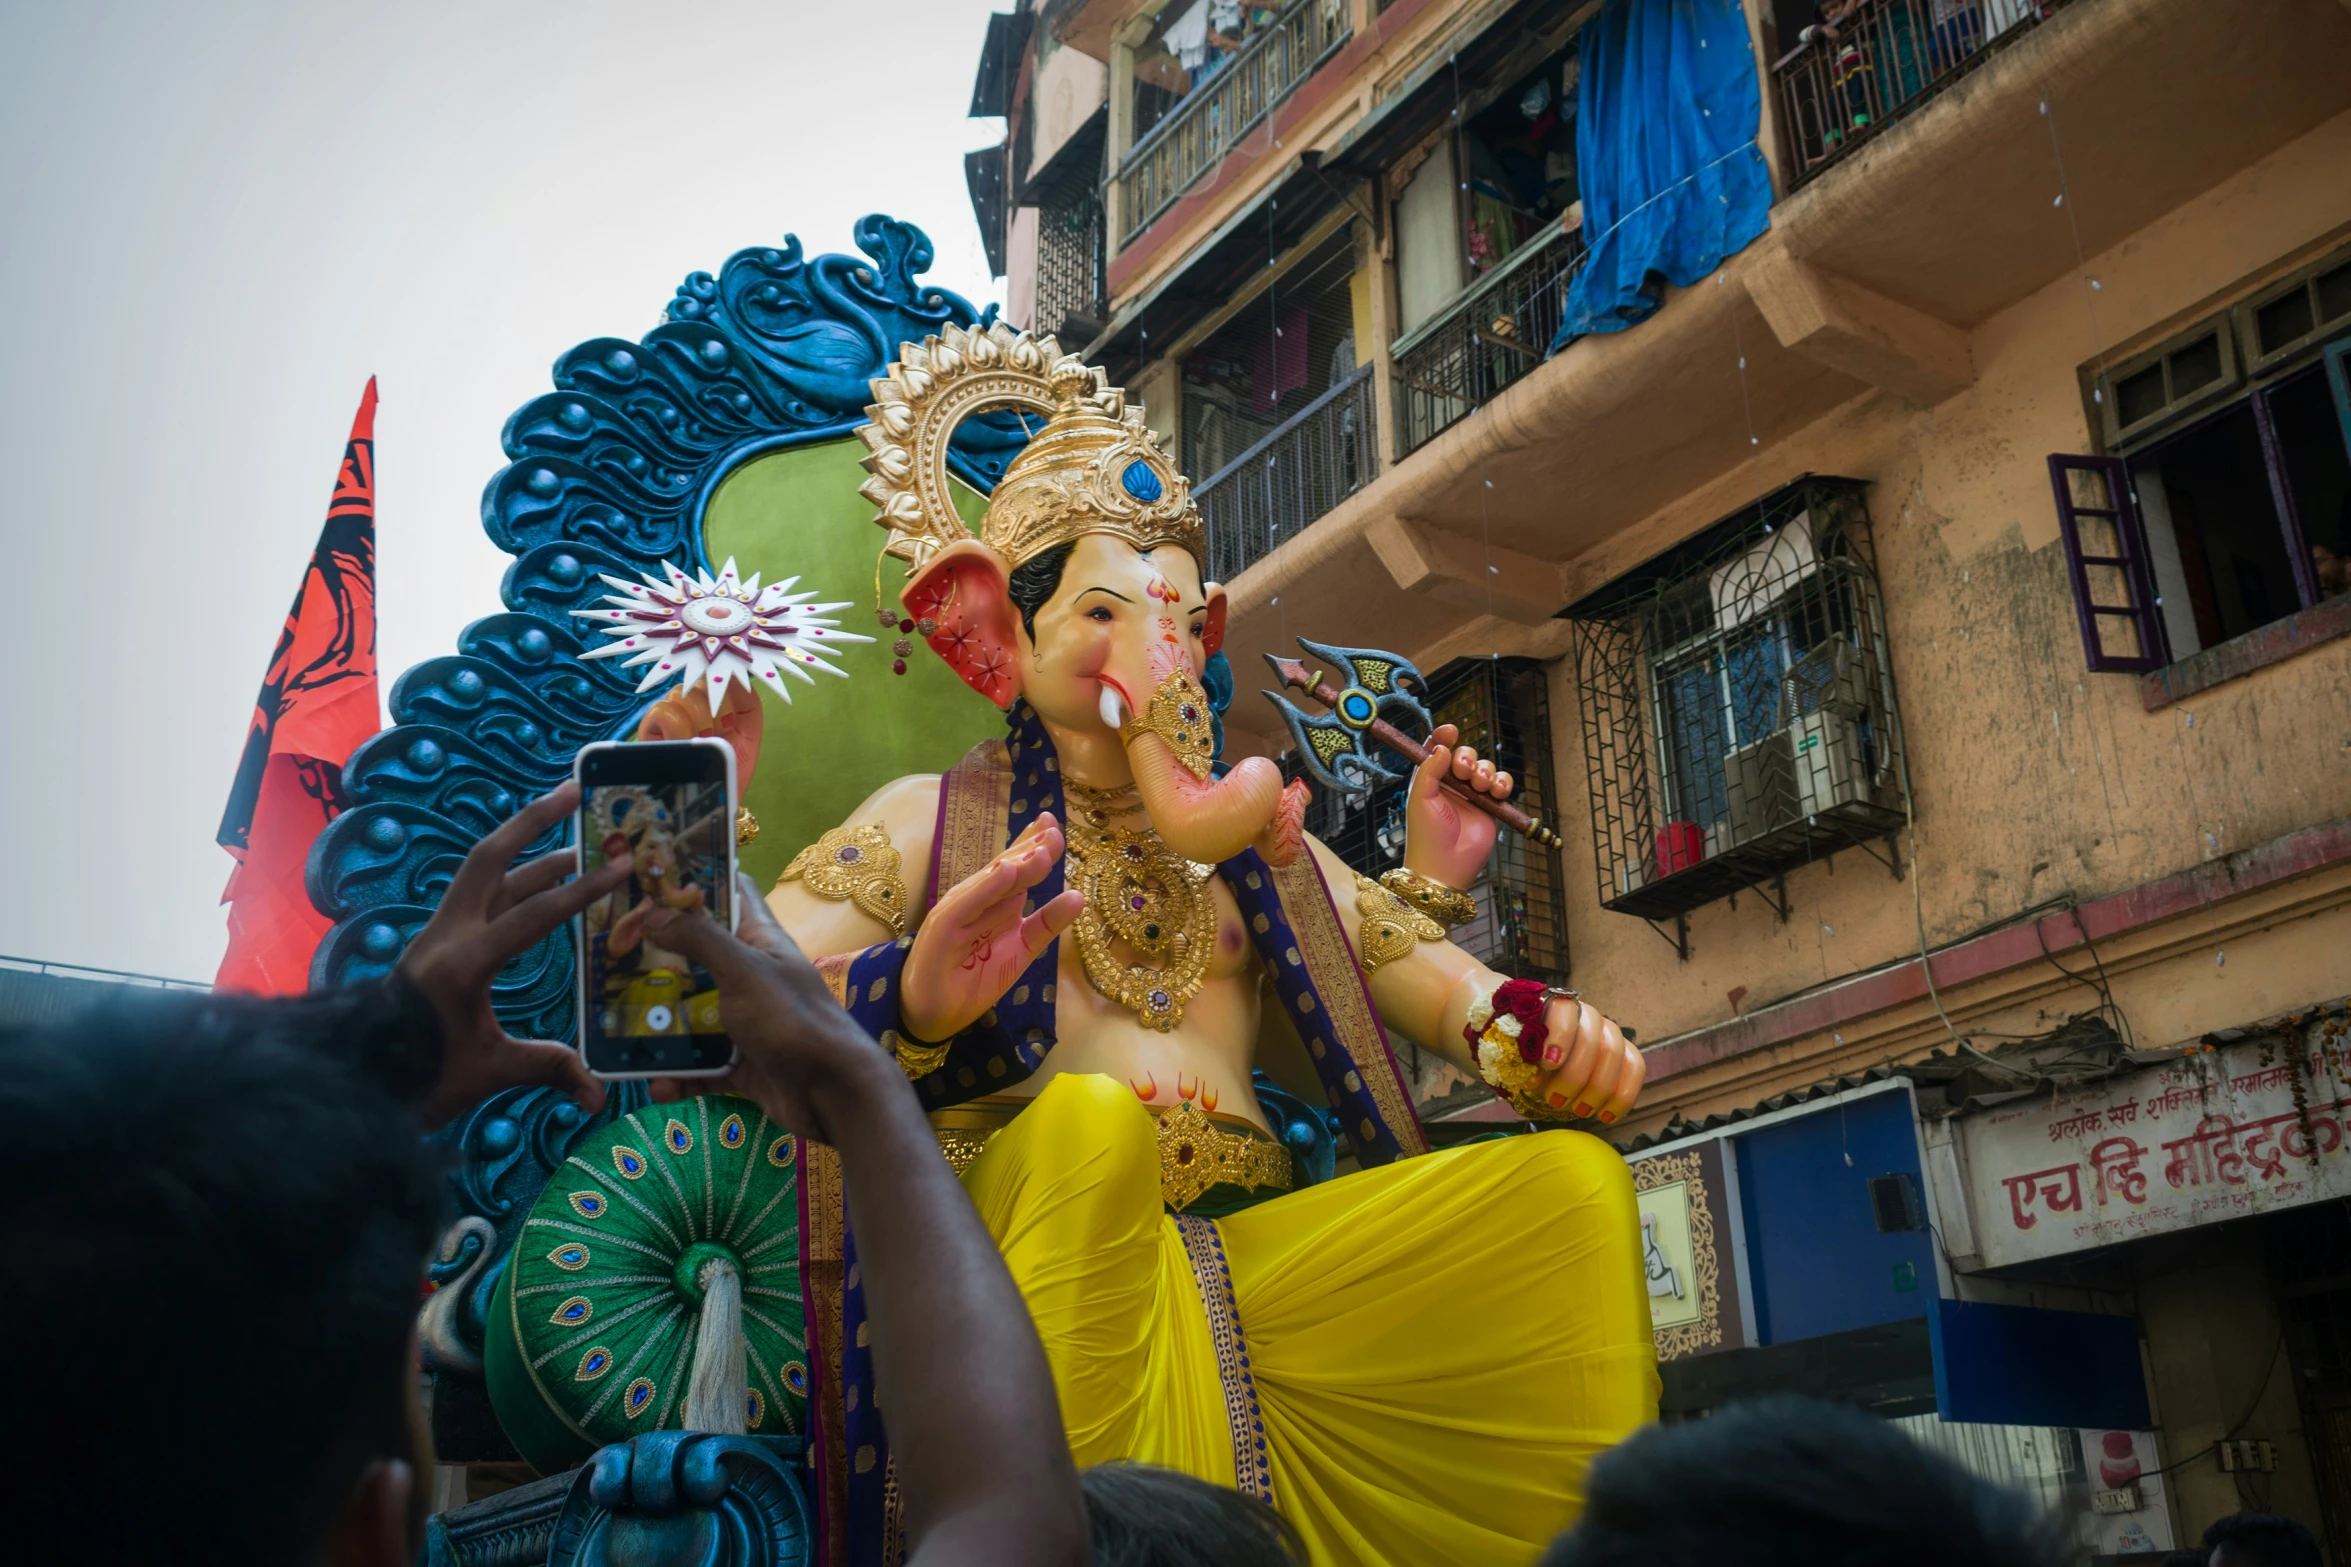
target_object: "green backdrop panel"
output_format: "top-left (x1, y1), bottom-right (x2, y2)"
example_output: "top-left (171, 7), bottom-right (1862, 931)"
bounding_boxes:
top-left (702, 436), bottom-right (998, 887)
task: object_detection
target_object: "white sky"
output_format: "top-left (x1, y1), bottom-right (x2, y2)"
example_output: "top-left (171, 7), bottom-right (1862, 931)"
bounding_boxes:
top-left (0, 0), bottom-right (1008, 983)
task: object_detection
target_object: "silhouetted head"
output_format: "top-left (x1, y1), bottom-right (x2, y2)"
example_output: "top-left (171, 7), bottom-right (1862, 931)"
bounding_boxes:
top-left (1, 985), bottom-right (443, 1567)
top-left (1080, 1462), bottom-right (1304, 1567)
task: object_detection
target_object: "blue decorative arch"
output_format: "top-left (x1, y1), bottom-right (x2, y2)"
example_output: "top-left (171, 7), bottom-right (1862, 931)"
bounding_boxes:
top-left (311, 216), bottom-right (1028, 1377)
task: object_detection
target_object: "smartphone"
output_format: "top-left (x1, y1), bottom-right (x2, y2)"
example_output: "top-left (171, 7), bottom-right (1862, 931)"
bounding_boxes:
top-left (574, 738), bottom-right (739, 1079)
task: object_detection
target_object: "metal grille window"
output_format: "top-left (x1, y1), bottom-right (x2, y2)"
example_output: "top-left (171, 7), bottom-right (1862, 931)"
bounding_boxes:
top-left (1283, 656), bottom-right (1569, 983)
top-left (1568, 477), bottom-right (1909, 932)
top-left (1392, 224), bottom-right (1587, 461)
top-left (1033, 186), bottom-right (1106, 346)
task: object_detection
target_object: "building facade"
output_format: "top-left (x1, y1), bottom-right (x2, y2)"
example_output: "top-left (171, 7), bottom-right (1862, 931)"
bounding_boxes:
top-left (966, 0), bottom-right (2351, 1555)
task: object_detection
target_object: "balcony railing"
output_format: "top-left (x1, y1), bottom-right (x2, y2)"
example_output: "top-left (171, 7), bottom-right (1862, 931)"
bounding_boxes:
top-left (1773, 0), bottom-right (2078, 190)
top-left (1199, 363), bottom-right (1378, 584)
top-left (1390, 224), bottom-right (1587, 462)
top-left (1113, 0), bottom-right (1351, 248)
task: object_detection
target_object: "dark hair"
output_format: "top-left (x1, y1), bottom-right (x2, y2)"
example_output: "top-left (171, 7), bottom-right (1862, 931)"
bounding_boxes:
top-left (2203, 1512), bottom-right (2323, 1567)
top-left (1080, 1462), bottom-right (1305, 1567)
top-left (0, 986), bottom-right (445, 1565)
top-left (1540, 1397), bottom-right (2068, 1567)
top-left (1006, 540), bottom-right (1078, 641)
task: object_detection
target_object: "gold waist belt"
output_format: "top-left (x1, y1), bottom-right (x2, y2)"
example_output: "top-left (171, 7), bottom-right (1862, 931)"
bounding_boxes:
top-left (929, 1093), bottom-right (1292, 1213)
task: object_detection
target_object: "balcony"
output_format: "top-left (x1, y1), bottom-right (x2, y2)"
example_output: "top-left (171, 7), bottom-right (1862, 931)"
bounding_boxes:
top-left (1113, 0), bottom-right (1351, 248)
top-left (1772, 0), bottom-right (2079, 190)
top-left (1390, 223), bottom-right (1588, 461)
top-left (1200, 363), bottom-right (1378, 584)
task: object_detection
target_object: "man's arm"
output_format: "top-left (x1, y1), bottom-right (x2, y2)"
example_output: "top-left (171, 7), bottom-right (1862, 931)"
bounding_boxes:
top-left (649, 892), bottom-right (1089, 1567)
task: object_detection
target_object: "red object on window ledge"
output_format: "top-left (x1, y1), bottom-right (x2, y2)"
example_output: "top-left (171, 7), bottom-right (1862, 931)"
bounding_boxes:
top-left (1656, 822), bottom-right (1706, 878)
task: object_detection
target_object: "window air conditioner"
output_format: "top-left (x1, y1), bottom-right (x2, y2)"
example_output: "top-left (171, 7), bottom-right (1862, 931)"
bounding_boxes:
top-left (1724, 732), bottom-right (1797, 845)
top-left (1781, 640), bottom-right (1870, 720)
top-left (1790, 709), bottom-right (1877, 816)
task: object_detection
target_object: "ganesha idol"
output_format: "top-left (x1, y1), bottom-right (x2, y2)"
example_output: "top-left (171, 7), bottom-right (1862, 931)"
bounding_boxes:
top-left (638, 325), bottom-right (1657, 1564)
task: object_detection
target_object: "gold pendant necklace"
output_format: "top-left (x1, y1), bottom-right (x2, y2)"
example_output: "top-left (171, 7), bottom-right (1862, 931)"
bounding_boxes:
top-left (1064, 816), bottom-right (1215, 1032)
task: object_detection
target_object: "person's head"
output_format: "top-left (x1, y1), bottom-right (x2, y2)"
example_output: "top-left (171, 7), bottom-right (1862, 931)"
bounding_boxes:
top-left (2204, 1511), bottom-right (2323, 1567)
top-left (2312, 542), bottom-right (2347, 597)
top-left (1540, 1397), bottom-right (2068, 1567)
top-left (1, 986), bottom-right (444, 1566)
top-left (1080, 1462), bottom-right (1304, 1567)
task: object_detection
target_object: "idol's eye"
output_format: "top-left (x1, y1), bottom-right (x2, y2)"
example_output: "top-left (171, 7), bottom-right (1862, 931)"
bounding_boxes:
top-left (1086, 606), bottom-right (1114, 624)
top-left (1188, 618), bottom-right (1206, 638)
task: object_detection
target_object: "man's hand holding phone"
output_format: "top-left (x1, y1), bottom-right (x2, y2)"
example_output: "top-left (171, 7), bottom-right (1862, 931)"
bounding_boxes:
top-left (396, 781), bottom-right (633, 1130)
top-left (641, 881), bottom-right (900, 1146)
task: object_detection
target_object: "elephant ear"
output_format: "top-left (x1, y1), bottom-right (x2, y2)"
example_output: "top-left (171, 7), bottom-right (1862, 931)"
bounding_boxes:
top-left (1200, 581), bottom-right (1229, 658)
top-left (904, 539), bottom-right (1022, 709)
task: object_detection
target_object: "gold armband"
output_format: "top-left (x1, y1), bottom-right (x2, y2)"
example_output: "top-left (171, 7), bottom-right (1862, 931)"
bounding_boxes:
top-left (1352, 874), bottom-right (1445, 977)
top-left (1379, 866), bottom-right (1477, 929)
top-left (779, 823), bottom-right (910, 936)
top-left (880, 1029), bottom-right (950, 1081)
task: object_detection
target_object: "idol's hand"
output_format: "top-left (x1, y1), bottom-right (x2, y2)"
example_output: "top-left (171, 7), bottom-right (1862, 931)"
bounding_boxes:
top-left (637, 678), bottom-right (764, 799)
top-left (899, 814), bottom-right (1085, 1044)
top-left (1530, 996), bottom-right (1644, 1125)
top-left (1404, 722), bottom-right (1513, 891)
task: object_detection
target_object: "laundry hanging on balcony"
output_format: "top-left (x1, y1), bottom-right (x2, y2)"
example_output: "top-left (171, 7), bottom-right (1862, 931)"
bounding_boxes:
top-left (1550, 0), bottom-right (1773, 351)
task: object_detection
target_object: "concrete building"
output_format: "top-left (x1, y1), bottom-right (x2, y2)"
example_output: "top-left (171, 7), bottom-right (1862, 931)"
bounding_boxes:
top-left (968, 0), bottom-right (2351, 1555)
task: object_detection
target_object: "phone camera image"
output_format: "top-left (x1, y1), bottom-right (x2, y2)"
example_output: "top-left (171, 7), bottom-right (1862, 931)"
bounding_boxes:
top-left (580, 769), bottom-right (733, 1073)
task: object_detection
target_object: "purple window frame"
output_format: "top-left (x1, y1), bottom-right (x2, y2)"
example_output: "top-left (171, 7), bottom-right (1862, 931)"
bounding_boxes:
top-left (2047, 454), bottom-right (2170, 674)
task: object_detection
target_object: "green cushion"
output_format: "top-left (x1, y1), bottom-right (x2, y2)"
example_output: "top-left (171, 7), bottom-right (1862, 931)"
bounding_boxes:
top-left (702, 435), bottom-right (999, 888)
top-left (484, 1096), bottom-right (806, 1473)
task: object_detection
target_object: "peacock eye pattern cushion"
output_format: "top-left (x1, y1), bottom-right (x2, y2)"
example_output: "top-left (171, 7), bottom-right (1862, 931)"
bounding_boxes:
top-left (486, 1095), bottom-right (807, 1471)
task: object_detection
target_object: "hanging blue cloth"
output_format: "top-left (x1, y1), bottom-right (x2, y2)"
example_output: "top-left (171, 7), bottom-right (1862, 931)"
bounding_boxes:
top-left (1549, 0), bottom-right (1774, 351)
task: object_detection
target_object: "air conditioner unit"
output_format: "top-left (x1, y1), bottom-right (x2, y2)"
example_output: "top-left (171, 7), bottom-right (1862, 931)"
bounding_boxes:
top-left (1790, 710), bottom-right (1877, 815)
top-left (1724, 732), bottom-right (1796, 845)
top-left (1781, 640), bottom-right (1870, 721)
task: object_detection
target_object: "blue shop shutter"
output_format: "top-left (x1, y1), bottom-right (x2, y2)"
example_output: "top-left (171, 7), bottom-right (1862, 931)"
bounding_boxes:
top-left (1551, 0), bottom-right (1775, 350)
top-left (1733, 1087), bottom-right (1938, 1345)
top-left (1930, 1299), bottom-right (2151, 1430)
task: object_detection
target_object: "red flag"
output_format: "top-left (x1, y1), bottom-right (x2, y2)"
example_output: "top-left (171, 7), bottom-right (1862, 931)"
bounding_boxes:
top-left (216, 379), bottom-right (383, 993)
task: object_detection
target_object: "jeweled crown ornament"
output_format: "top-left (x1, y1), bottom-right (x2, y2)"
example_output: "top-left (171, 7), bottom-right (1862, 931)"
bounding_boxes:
top-left (856, 323), bottom-right (1204, 575)
top-left (572, 557), bottom-right (872, 708)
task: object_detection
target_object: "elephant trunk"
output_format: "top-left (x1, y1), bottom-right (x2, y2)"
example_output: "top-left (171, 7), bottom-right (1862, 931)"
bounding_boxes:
top-left (1098, 677), bottom-right (1287, 865)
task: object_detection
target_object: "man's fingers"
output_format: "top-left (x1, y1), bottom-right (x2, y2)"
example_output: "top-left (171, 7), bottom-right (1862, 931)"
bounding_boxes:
top-left (643, 905), bottom-right (764, 991)
top-left (733, 874), bottom-right (806, 961)
top-left (491, 854), bottom-right (633, 954)
top-left (450, 783), bottom-right (580, 907)
top-left (502, 847), bottom-right (580, 908)
top-left (504, 1037), bottom-right (607, 1116)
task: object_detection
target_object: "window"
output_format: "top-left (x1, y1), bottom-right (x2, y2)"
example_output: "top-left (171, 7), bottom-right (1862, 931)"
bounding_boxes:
top-left (1569, 478), bottom-right (1908, 930)
top-left (2056, 246), bottom-right (2351, 672)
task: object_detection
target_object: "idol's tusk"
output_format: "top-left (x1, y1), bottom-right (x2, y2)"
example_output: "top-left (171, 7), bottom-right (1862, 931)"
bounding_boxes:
top-left (1099, 685), bottom-right (1126, 731)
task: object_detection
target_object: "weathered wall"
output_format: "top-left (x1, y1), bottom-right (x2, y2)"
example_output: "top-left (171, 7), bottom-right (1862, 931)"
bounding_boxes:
top-left (2133, 1222), bottom-right (2328, 1548)
top-left (1549, 110), bottom-right (2351, 1069)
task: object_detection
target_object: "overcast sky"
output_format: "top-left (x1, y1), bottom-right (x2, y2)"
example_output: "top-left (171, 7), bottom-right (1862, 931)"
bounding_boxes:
top-left (0, 1), bottom-right (1007, 983)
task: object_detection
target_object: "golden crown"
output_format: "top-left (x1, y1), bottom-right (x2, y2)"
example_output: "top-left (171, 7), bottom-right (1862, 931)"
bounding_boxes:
top-left (857, 323), bottom-right (1204, 576)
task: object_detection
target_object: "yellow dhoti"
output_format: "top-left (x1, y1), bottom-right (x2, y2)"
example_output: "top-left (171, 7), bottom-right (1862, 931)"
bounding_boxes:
top-left (961, 1074), bottom-right (1661, 1567)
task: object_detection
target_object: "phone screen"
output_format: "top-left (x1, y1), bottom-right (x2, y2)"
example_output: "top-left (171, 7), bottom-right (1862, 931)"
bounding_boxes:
top-left (577, 741), bottom-right (736, 1077)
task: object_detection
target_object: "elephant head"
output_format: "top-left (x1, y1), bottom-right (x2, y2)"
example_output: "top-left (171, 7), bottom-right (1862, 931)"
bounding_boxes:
top-left (900, 532), bottom-right (1305, 866)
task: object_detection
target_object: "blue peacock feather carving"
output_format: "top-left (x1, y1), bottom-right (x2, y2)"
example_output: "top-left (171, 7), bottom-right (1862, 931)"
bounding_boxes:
top-left (310, 216), bottom-right (1032, 1373)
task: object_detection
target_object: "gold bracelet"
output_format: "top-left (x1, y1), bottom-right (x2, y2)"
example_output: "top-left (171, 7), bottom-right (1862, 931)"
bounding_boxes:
top-left (1352, 875), bottom-right (1445, 977)
top-left (880, 1029), bottom-right (950, 1080)
top-left (780, 823), bottom-right (910, 936)
top-left (1380, 866), bottom-right (1477, 929)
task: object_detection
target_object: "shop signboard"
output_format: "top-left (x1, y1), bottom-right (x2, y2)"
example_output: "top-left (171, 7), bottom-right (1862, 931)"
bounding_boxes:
top-left (1959, 1022), bottom-right (2351, 1269)
top-left (1629, 1137), bottom-right (1751, 1361)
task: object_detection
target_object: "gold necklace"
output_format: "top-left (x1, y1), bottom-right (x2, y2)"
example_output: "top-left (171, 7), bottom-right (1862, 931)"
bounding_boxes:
top-left (1064, 817), bottom-right (1215, 1032)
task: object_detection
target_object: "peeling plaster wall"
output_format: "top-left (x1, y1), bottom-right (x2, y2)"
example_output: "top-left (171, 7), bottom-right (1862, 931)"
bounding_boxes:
top-left (1558, 110), bottom-right (2351, 1069)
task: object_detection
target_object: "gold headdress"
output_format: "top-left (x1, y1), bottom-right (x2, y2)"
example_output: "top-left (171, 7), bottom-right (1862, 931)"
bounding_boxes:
top-left (857, 323), bottom-right (1203, 575)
